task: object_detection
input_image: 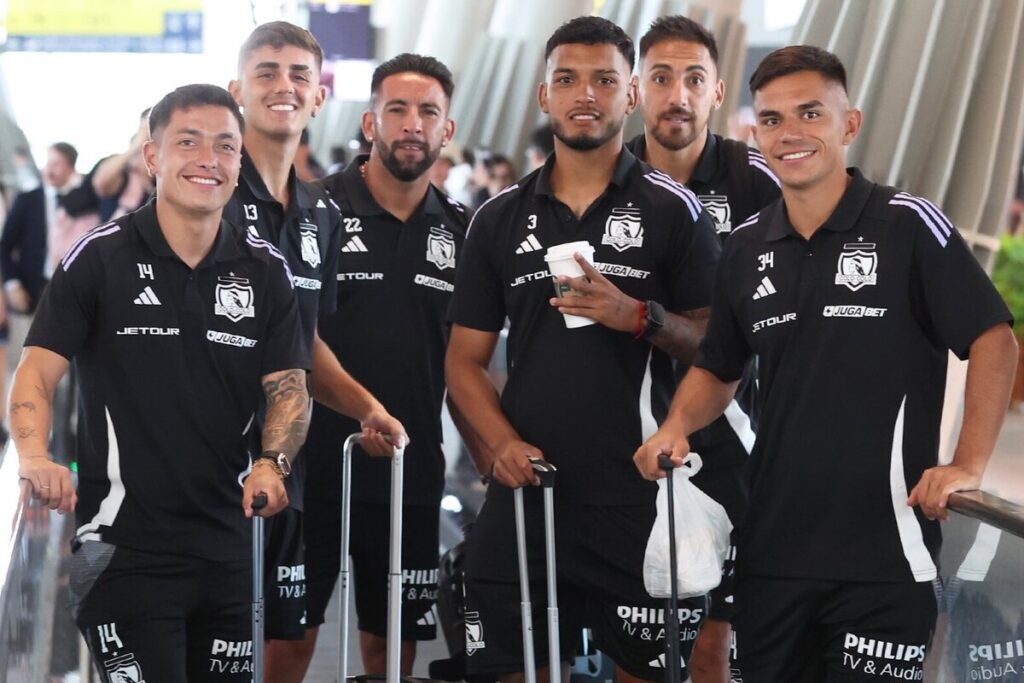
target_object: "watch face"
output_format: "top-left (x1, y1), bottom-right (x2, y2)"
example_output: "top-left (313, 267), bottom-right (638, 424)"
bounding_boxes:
top-left (277, 454), bottom-right (292, 476)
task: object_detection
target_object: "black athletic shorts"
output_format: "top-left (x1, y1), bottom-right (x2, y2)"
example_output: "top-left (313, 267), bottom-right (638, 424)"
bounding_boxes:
top-left (264, 507), bottom-right (307, 640)
top-left (463, 486), bottom-right (707, 681)
top-left (305, 500), bottom-right (440, 640)
top-left (731, 575), bottom-right (938, 682)
top-left (689, 463), bottom-right (749, 622)
top-left (69, 541), bottom-right (251, 683)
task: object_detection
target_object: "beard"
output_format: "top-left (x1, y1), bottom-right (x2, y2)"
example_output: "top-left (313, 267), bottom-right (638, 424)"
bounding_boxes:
top-left (551, 114), bottom-right (625, 152)
top-left (377, 138), bottom-right (440, 182)
top-left (648, 108), bottom-right (702, 151)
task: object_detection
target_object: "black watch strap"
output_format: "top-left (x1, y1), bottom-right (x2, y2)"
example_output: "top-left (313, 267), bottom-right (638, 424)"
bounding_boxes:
top-left (642, 300), bottom-right (666, 339)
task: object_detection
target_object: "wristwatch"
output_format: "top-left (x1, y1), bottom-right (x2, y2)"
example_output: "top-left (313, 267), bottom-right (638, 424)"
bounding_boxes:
top-left (642, 300), bottom-right (666, 339)
top-left (255, 451), bottom-right (292, 478)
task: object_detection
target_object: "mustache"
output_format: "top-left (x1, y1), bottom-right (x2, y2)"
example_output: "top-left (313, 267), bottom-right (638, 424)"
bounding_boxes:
top-left (389, 139), bottom-right (428, 151)
top-left (659, 106), bottom-right (694, 119)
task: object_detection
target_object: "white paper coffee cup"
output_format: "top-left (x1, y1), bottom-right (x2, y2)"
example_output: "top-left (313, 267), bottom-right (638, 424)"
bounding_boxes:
top-left (544, 241), bottom-right (596, 328)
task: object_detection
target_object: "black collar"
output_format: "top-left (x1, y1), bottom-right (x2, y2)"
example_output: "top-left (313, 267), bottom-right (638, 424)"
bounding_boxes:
top-left (690, 130), bottom-right (719, 185)
top-left (340, 154), bottom-right (445, 218)
top-left (535, 147), bottom-right (637, 198)
top-left (134, 199), bottom-right (244, 266)
top-left (765, 168), bottom-right (873, 241)
top-left (239, 150), bottom-right (316, 212)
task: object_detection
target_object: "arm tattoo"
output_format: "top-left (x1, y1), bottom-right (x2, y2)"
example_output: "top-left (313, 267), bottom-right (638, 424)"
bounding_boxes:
top-left (261, 369), bottom-right (310, 460)
top-left (10, 401), bottom-right (37, 415)
top-left (650, 307), bottom-right (711, 363)
top-left (17, 427), bottom-right (37, 439)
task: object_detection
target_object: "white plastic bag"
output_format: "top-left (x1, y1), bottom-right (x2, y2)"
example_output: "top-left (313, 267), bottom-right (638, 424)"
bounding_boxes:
top-left (643, 453), bottom-right (733, 599)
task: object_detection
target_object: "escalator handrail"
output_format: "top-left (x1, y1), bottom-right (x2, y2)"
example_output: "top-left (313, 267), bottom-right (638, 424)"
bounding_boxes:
top-left (948, 489), bottom-right (1024, 538)
top-left (0, 447), bottom-right (34, 621)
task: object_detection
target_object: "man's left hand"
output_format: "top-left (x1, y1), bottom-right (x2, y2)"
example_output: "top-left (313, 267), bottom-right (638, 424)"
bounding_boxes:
top-left (907, 464), bottom-right (982, 521)
top-left (549, 254), bottom-right (640, 333)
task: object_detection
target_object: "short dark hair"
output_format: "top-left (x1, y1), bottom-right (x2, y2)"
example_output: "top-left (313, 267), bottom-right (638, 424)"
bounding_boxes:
top-left (148, 84), bottom-right (245, 137)
top-left (639, 15), bottom-right (718, 65)
top-left (238, 21), bottom-right (323, 73)
top-left (49, 142), bottom-right (77, 168)
top-left (545, 16), bottom-right (634, 70)
top-left (371, 53), bottom-right (455, 104)
top-left (749, 45), bottom-right (847, 95)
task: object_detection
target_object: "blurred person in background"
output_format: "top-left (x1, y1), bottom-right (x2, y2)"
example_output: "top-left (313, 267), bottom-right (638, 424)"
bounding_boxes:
top-left (91, 108), bottom-right (155, 221)
top-left (525, 122), bottom-right (555, 172)
top-left (294, 127), bottom-right (326, 181)
top-left (430, 153), bottom-right (456, 189)
top-left (1, 143), bottom-right (99, 378)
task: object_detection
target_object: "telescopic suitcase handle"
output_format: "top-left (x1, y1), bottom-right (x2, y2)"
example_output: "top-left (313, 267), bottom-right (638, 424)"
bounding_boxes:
top-left (338, 434), bottom-right (406, 683)
top-left (657, 455), bottom-right (682, 683)
top-left (515, 459), bottom-right (560, 683)
top-left (252, 493), bottom-right (268, 683)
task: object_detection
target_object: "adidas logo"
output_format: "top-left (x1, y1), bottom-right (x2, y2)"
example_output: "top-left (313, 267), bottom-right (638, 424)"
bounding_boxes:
top-left (416, 608), bottom-right (437, 627)
top-left (516, 234), bottom-right (543, 254)
top-left (341, 236), bottom-right (369, 253)
top-left (647, 653), bottom-right (685, 669)
top-left (752, 276), bottom-right (777, 300)
top-left (315, 199), bottom-right (326, 208)
top-left (133, 286), bottom-right (161, 306)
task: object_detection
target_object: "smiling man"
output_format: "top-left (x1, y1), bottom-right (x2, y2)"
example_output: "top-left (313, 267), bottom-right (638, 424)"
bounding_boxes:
top-left (445, 16), bottom-right (719, 683)
top-left (224, 22), bottom-right (406, 683)
top-left (11, 84), bottom-right (310, 683)
top-left (633, 46), bottom-right (1018, 681)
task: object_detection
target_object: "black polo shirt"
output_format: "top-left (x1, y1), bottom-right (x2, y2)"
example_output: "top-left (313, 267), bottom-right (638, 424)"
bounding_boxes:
top-left (26, 201), bottom-right (308, 562)
top-left (626, 131), bottom-right (780, 237)
top-left (695, 168), bottom-right (1013, 583)
top-left (449, 149), bottom-right (720, 504)
top-left (304, 155), bottom-right (470, 506)
top-left (628, 131), bottom-right (782, 469)
top-left (223, 151), bottom-right (343, 509)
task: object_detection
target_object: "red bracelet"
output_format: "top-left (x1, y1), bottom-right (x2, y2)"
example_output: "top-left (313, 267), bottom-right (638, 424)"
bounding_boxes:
top-left (632, 301), bottom-right (648, 339)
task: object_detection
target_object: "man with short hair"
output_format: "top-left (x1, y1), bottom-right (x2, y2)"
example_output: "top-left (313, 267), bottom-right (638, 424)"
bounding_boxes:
top-left (634, 46), bottom-right (1018, 681)
top-left (628, 16), bottom-right (781, 681)
top-left (12, 83), bottom-right (310, 683)
top-left (446, 16), bottom-right (720, 683)
top-left (224, 21), bottom-right (406, 683)
top-left (302, 51), bottom-right (469, 676)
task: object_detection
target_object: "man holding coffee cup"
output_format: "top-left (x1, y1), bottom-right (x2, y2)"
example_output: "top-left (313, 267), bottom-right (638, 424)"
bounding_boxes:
top-left (446, 16), bottom-right (719, 683)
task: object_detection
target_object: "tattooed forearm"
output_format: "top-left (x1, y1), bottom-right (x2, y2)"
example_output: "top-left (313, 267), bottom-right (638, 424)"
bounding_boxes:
top-left (649, 307), bottom-right (711, 364)
top-left (17, 427), bottom-right (37, 439)
top-left (261, 369), bottom-right (310, 460)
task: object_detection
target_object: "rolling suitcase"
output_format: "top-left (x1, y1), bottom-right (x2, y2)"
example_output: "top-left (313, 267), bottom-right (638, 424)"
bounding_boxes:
top-left (514, 458), bottom-right (560, 683)
top-left (252, 492), bottom-right (268, 683)
top-left (338, 433), bottom-right (443, 683)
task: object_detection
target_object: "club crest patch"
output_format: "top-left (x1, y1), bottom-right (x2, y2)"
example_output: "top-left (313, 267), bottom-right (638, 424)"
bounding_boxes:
top-left (215, 275), bottom-right (255, 322)
top-left (835, 243), bottom-right (878, 291)
top-left (426, 227), bottom-right (456, 270)
top-left (602, 206), bottom-right (644, 251)
top-left (699, 194), bottom-right (732, 234)
top-left (465, 610), bottom-right (486, 654)
top-left (299, 222), bottom-right (321, 268)
top-left (105, 653), bottom-right (145, 683)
